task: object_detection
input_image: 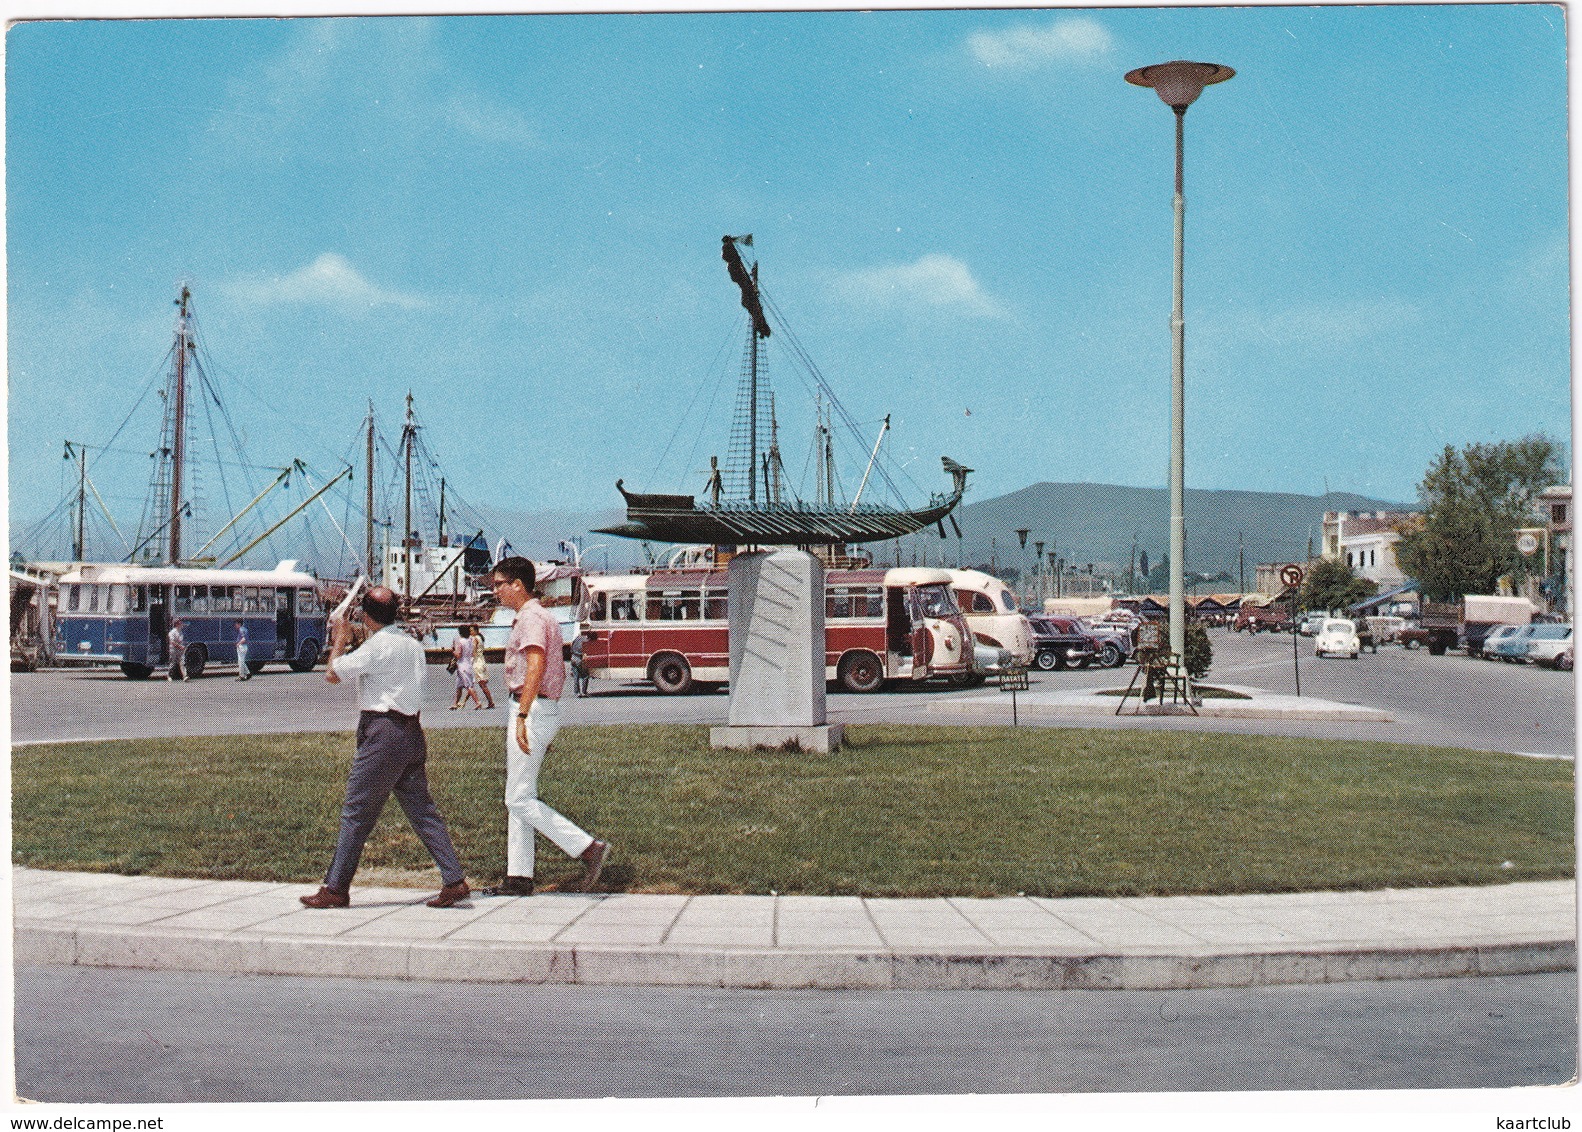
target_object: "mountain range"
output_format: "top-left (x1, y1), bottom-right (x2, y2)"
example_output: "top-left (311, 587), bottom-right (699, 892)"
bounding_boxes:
top-left (481, 482), bottom-right (1411, 581)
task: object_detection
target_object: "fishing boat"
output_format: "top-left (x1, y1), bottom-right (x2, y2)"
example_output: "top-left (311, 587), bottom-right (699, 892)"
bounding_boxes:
top-left (596, 236), bottom-right (970, 547)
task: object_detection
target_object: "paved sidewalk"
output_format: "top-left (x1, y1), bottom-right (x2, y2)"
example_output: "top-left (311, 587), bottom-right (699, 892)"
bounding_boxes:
top-left (929, 684), bottom-right (1393, 722)
top-left (14, 867), bottom-right (1574, 991)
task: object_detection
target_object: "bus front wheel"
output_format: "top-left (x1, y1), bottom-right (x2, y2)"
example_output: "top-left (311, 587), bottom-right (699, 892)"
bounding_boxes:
top-left (650, 653), bottom-right (693, 695)
top-left (289, 639), bottom-right (321, 673)
top-left (838, 650), bottom-right (885, 694)
top-left (120, 663), bottom-right (153, 680)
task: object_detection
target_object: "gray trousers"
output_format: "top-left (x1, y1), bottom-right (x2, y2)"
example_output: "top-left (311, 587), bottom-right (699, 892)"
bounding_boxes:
top-left (325, 711), bottom-right (465, 892)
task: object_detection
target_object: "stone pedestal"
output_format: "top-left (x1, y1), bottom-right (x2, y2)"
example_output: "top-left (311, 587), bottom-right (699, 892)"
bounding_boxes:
top-left (709, 548), bottom-right (843, 753)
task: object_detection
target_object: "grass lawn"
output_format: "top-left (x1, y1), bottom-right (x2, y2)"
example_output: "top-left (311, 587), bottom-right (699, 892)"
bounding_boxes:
top-left (13, 724), bottom-right (1574, 898)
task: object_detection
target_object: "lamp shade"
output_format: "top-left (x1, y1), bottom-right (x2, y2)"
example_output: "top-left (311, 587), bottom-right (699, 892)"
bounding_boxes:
top-left (1125, 60), bottom-right (1234, 109)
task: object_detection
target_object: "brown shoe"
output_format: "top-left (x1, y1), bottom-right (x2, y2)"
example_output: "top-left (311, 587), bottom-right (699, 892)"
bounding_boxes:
top-left (579, 840), bottom-right (611, 892)
top-left (481, 875), bottom-right (535, 897)
top-left (299, 886), bottom-right (349, 909)
top-left (426, 880), bottom-right (471, 908)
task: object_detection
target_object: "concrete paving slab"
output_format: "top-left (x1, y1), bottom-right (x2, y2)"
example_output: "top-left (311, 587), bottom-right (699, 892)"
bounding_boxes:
top-left (12, 867), bottom-right (1575, 992)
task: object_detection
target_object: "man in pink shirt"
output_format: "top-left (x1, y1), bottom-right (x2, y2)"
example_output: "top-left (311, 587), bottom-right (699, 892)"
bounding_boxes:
top-left (482, 556), bottom-right (610, 897)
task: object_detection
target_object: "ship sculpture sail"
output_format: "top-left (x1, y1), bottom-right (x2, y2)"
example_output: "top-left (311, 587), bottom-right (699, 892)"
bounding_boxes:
top-left (597, 237), bottom-right (970, 546)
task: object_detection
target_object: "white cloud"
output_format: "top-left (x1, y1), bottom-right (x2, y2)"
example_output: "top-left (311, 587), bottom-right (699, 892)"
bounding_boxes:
top-left (833, 254), bottom-right (1006, 319)
top-left (967, 16), bottom-right (1115, 70)
top-left (228, 254), bottom-right (428, 312)
top-left (1223, 298), bottom-right (1421, 347)
top-left (442, 91), bottom-right (541, 149)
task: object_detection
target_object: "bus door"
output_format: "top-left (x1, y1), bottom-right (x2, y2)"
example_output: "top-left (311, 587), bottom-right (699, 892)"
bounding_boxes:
top-left (275, 587), bottom-right (296, 657)
top-left (886, 587), bottom-right (917, 676)
top-left (148, 587), bottom-right (170, 664)
top-left (585, 590), bottom-right (644, 673)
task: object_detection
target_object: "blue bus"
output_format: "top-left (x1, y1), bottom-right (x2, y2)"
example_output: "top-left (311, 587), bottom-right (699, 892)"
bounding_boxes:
top-left (54, 560), bottom-right (327, 679)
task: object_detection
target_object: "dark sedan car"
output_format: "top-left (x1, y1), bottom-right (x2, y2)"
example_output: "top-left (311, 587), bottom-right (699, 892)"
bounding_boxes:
top-left (1026, 615), bottom-right (1098, 671)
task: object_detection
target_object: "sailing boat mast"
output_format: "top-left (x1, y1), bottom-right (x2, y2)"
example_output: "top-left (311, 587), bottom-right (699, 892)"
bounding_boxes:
top-left (168, 286), bottom-right (192, 565)
top-left (401, 392), bottom-right (416, 597)
top-left (723, 234), bottom-right (771, 506)
top-left (365, 400), bottom-right (376, 577)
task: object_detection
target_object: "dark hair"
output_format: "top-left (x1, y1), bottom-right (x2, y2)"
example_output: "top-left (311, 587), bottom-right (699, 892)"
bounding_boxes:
top-left (492, 555), bottom-right (536, 591)
top-left (362, 586), bottom-right (400, 626)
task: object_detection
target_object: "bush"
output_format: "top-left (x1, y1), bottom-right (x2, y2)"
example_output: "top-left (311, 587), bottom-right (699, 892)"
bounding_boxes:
top-left (1185, 621), bottom-right (1213, 680)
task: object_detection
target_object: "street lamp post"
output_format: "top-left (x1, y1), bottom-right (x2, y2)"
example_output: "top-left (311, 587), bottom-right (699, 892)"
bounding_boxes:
top-left (1125, 59), bottom-right (1234, 671)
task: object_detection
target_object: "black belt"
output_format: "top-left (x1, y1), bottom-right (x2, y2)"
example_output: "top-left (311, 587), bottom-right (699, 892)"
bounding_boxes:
top-left (509, 691), bottom-right (558, 703)
top-left (362, 708), bottom-right (421, 724)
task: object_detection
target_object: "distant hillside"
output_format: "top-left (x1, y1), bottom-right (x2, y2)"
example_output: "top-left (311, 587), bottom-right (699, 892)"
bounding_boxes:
top-left (481, 483), bottom-right (1410, 579)
top-left (908, 483), bottom-right (1409, 580)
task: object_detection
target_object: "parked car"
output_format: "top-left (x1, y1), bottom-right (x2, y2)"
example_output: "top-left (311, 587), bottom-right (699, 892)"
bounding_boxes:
top-left (1314, 617), bottom-right (1361, 659)
top-left (1235, 605), bottom-right (1294, 634)
top-left (1488, 624), bottom-right (1540, 662)
top-left (1364, 615), bottom-right (1408, 644)
top-left (1524, 625), bottom-right (1574, 668)
top-left (1297, 611), bottom-right (1329, 637)
top-left (1479, 623), bottom-right (1526, 661)
top-left (1078, 617), bottom-right (1135, 668)
top-left (1026, 616), bottom-right (1097, 671)
top-left (1046, 616), bottom-right (1127, 669)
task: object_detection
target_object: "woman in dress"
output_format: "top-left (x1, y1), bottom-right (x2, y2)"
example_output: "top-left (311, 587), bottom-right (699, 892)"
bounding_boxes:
top-left (450, 628), bottom-right (483, 710)
top-left (469, 623), bottom-right (496, 709)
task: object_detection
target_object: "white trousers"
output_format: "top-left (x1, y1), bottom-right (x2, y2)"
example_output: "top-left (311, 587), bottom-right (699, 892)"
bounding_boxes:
top-left (505, 698), bottom-right (593, 877)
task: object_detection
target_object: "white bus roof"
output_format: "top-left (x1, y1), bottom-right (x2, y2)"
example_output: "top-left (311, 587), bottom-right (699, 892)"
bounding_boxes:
top-left (882, 567), bottom-right (955, 587)
top-left (57, 561), bottom-right (319, 587)
top-left (943, 567), bottom-right (1012, 591)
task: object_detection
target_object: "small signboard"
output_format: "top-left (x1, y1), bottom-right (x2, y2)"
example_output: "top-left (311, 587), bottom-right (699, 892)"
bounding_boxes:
top-left (1136, 620), bottom-right (1167, 655)
top-left (1517, 531), bottom-right (1541, 556)
top-left (1280, 564), bottom-right (1304, 588)
top-left (999, 667), bottom-right (1029, 692)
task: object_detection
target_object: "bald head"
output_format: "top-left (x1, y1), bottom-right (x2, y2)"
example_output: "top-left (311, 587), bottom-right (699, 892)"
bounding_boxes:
top-left (362, 585), bottom-right (401, 626)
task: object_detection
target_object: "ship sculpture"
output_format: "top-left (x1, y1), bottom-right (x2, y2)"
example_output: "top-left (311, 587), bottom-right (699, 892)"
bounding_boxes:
top-left (597, 236), bottom-right (970, 547)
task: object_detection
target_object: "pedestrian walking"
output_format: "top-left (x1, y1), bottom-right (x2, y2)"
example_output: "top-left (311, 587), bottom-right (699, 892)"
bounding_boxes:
top-left (234, 620), bottom-right (250, 680)
top-left (450, 629), bottom-right (484, 710)
top-left (300, 585), bottom-right (470, 910)
top-left (569, 629), bottom-right (591, 697)
top-left (166, 619), bottom-right (187, 681)
top-left (470, 624), bottom-right (496, 708)
top-left (482, 556), bottom-right (610, 897)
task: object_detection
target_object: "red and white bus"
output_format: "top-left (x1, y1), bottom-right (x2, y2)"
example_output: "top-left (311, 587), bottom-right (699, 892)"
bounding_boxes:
top-left (579, 566), bottom-right (971, 694)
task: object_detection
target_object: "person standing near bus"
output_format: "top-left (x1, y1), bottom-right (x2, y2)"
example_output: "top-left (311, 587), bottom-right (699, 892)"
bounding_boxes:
top-left (483, 556), bottom-right (610, 897)
top-left (166, 619), bottom-right (187, 682)
top-left (568, 629), bottom-right (590, 698)
top-left (301, 585), bottom-right (470, 910)
top-left (234, 620), bottom-right (250, 681)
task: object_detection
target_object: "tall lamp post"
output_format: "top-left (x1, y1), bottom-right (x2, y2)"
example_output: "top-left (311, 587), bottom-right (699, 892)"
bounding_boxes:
top-left (1125, 59), bottom-right (1234, 669)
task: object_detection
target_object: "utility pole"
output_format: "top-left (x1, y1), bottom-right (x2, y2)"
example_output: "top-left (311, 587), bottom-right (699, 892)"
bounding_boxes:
top-left (168, 286), bottom-right (191, 566)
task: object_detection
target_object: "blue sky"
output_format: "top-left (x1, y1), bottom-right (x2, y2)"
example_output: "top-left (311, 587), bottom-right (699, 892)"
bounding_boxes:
top-left (7, 4), bottom-right (1571, 568)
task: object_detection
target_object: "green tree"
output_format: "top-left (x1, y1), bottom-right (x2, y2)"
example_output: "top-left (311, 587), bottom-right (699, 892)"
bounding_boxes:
top-left (1184, 621), bottom-right (1213, 681)
top-left (1298, 556), bottom-right (1378, 614)
top-left (1394, 435), bottom-right (1565, 601)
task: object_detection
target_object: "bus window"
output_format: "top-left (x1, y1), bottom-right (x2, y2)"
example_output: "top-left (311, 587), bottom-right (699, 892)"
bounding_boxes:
top-left (193, 585), bottom-right (210, 613)
top-left (109, 585), bottom-right (129, 614)
top-left (588, 592), bottom-right (608, 621)
top-left (275, 588), bottom-right (292, 611)
top-left (86, 585), bottom-right (100, 613)
top-left (999, 589), bottom-right (1017, 612)
top-left (705, 591), bottom-right (728, 620)
top-left (827, 590), bottom-right (852, 620)
top-left (917, 584), bottom-right (956, 619)
top-left (296, 588), bottom-right (319, 616)
top-left (244, 587), bottom-right (261, 613)
top-left (174, 585), bottom-right (192, 613)
top-left (130, 586), bottom-right (148, 613)
top-left (972, 593), bottom-right (996, 614)
top-left (858, 588), bottom-right (884, 617)
top-left (65, 585), bottom-right (80, 613)
top-left (651, 591), bottom-right (701, 620)
top-left (610, 594), bottom-right (639, 621)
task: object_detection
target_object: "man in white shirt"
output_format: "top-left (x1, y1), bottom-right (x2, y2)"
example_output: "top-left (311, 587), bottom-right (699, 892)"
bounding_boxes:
top-left (300, 585), bottom-right (470, 909)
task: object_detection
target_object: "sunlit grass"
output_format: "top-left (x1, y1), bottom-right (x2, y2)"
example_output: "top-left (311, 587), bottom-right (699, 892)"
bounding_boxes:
top-left (13, 724), bottom-right (1573, 897)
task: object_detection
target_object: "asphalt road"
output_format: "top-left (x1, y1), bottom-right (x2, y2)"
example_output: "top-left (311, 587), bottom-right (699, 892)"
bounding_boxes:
top-left (12, 629), bottom-right (1574, 756)
top-left (14, 964), bottom-right (1576, 1102)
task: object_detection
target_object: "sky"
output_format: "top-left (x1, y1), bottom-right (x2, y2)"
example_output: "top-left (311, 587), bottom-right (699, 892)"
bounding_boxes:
top-left (6, 2), bottom-right (1572, 570)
